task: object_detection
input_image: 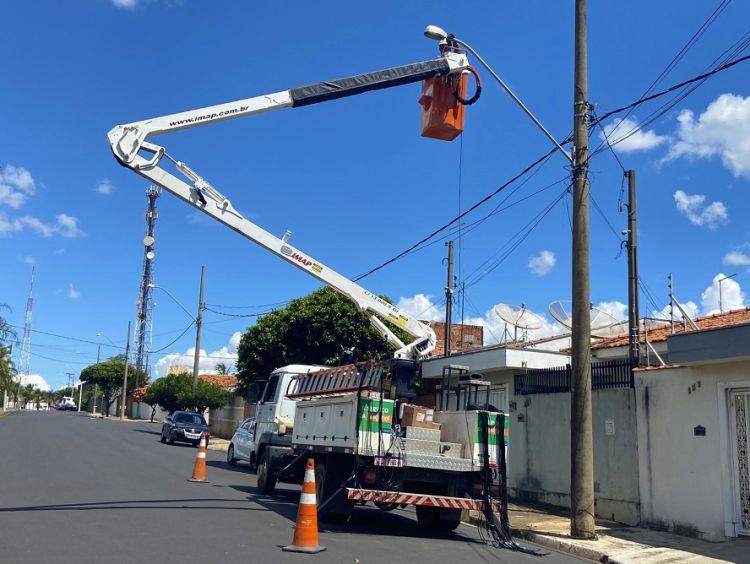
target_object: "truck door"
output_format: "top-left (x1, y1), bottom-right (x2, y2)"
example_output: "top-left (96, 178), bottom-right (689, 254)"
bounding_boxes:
top-left (255, 373), bottom-right (281, 443)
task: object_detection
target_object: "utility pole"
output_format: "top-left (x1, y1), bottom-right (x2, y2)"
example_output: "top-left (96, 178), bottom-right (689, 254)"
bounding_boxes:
top-left (192, 266), bottom-right (205, 386)
top-left (120, 321), bottom-right (131, 421)
top-left (570, 0), bottom-right (595, 539)
top-left (444, 241), bottom-right (454, 357)
top-left (93, 345), bottom-right (100, 414)
top-left (66, 372), bottom-right (74, 396)
top-left (626, 170), bottom-right (640, 367)
top-left (77, 377), bottom-right (82, 412)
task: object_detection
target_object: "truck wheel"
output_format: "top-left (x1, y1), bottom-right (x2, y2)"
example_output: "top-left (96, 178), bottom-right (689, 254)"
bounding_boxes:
top-left (256, 451), bottom-right (276, 495)
top-left (416, 506), bottom-right (461, 532)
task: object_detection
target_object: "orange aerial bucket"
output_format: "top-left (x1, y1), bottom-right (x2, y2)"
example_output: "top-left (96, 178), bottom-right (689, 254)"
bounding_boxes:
top-left (419, 67), bottom-right (480, 141)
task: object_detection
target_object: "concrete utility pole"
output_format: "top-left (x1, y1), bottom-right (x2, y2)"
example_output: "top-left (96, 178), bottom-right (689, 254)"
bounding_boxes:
top-left (119, 321), bottom-right (131, 421)
top-left (192, 266), bottom-right (205, 386)
top-left (444, 241), bottom-right (454, 357)
top-left (66, 372), bottom-right (74, 396)
top-left (626, 171), bottom-right (640, 367)
top-left (570, 0), bottom-right (595, 539)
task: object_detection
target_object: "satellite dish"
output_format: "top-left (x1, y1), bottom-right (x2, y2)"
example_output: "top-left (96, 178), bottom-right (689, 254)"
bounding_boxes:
top-left (548, 300), bottom-right (628, 338)
top-left (146, 251), bottom-right (156, 261)
top-left (494, 303), bottom-right (544, 342)
top-left (143, 235), bottom-right (155, 247)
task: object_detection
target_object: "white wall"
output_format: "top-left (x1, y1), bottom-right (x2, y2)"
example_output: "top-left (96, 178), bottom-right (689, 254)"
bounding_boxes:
top-left (509, 388), bottom-right (640, 524)
top-left (636, 361), bottom-right (750, 541)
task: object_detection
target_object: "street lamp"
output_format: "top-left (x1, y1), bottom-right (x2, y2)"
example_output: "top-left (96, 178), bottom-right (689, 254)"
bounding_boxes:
top-left (718, 273), bottom-right (737, 313)
top-left (149, 266), bottom-right (205, 386)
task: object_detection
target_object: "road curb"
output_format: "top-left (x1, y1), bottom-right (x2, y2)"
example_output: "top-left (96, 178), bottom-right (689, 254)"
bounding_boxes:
top-left (467, 514), bottom-right (609, 562)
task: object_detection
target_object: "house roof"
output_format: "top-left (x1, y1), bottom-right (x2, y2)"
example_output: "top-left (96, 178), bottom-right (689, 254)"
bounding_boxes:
top-left (198, 374), bottom-right (239, 390)
top-left (592, 307), bottom-right (750, 350)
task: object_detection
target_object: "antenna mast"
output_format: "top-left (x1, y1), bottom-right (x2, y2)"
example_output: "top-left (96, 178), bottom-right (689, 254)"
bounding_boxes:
top-left (19, 266), bottom-right (35, 388)
top-left (134, 186), bottom-right (160, 388)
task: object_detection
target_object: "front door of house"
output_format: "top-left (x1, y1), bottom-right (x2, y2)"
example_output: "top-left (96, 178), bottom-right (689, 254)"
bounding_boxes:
top-left (729, 389), bottom-right (750, 535)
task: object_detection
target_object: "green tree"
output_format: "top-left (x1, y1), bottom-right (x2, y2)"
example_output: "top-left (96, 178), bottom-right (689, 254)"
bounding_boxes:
top-left (144, 372), bottom-right (230, 413)
top-left (214, 362), bottom-right (228, 375)
top-left (178, 379), bottom-right (231, 413)
top-left (236, 287), bottom-right (405, 393)
top-left (79, 356), bottom-right (144, 417)
top-left (0, 305), bottom-right (18, 403)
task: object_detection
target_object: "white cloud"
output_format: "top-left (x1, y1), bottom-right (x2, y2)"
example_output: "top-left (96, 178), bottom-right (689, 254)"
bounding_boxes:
top-left (67, 283), bottom-right (81, 300)
top-left (700, 273), bottom-right (745, 315)
top-left (595, 300), bottom-right (627, 322)
top-left (673, 190), bottom-right (727, 229)
top-left (112, 0), bottom-right (138, 7)
top-left (0, 165), bottom-right (36, 209)
top-left (6, 213), bottom-right (86, 238)
top-left (666, 94), bottom-right (750, 177)
top-left (396, 294), bottom-right (445, 322)
top-left (153, 331), bottom-right (242, 379)
top-left (528, 250), bottom-right (556, 277)
top-left (95, 179), bottom-right (116, 195)
top-left (655, 300), bottom-right (700, 322)
top-left (14, 374), bottom-right (51, 392)
top-left (600, 117), bottom-right (668, 152)
top-left (724, 251), bottom-right (750, 267)
top-left (21, 256), bottom-right (36, 265)
top-left (55, 248), bottom-right (65, 255)
top-left (0, 164), bottom-right (85, 239)
top-left (55, 214), bottom-right (85, 237)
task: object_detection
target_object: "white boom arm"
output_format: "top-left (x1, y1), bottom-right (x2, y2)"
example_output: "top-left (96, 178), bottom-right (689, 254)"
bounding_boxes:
top-left (107, 52), bottom-right (471, 358)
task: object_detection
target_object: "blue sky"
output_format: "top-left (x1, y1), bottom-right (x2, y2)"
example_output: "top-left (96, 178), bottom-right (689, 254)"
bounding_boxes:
top-left (2, 1), bottom-right (749, 391)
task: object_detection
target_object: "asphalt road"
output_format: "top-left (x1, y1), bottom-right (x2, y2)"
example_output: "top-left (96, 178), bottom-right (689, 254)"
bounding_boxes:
top-left (0, 411), bottom-right (587, 564)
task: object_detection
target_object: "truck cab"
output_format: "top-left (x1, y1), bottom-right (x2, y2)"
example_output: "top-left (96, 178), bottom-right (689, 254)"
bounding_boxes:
top-left (250, 364), bottom-right (324, 468)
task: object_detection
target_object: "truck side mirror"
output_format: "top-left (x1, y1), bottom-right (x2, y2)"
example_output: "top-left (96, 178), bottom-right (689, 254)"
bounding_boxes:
top-left (247, 383), bottom-right (261, 403)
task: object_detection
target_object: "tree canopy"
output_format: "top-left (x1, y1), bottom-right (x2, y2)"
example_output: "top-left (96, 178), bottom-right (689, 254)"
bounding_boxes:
top-left (143, 372), bottom-right (231, 413)
top-left (0, 305), bottom-right (17, 399)
top-left (236, 287), bottom-right (405, 392)
top-left (79, 356), bottom-right (144, 416)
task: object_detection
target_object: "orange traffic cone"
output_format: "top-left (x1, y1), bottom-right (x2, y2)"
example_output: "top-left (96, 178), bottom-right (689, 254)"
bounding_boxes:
top-left (188, 433), bottom-right (208, 483)
top-left (282, 458), bottom-right (326, 553)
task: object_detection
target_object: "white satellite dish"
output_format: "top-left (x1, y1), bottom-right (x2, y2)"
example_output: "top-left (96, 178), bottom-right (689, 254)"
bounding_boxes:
top-left (548, 300), bottom-right (628, 338)
top-left (494, 303), bottom-right (544, 342)
top-left (143, 235), bottom-right (155, 247)
top-left (146, 251), bottom-right (156, 261)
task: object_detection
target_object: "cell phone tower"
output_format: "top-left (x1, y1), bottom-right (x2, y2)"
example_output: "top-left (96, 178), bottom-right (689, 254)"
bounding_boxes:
top-left (134, 186), bottom-right (161, 388)
top-left (18, 266), bottom-right (35, 388)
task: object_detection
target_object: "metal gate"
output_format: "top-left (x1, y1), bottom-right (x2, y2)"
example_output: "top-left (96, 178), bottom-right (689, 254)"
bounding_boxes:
top-left (730, 389), bottom-right (750, 535)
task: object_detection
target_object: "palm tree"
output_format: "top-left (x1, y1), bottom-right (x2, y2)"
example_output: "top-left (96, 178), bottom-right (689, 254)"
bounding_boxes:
top-left (214, 362), bottom-right (229, 375)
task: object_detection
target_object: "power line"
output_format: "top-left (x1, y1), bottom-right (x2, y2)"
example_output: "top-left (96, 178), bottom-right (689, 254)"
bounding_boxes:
top-left (150, 321), bottom-right (196, 354)
top-left (593, 52), bottom-right (750, 127)
top-left (353, 147), bottom-right (562, 282)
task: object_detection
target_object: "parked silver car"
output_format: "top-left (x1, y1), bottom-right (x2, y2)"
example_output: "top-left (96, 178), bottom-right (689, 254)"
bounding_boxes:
top-left (226, 417), bottom-right (256, 468)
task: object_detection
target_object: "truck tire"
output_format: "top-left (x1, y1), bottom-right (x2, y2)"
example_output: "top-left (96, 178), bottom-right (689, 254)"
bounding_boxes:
top-left (415, 505), bottom-right (461, 532)
top-left (256, 450), bottom-right (276, 495)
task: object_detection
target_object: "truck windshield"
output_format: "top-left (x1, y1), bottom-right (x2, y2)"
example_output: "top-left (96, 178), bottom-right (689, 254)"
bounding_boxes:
top-left (261, 375), bottom-right (279, 403)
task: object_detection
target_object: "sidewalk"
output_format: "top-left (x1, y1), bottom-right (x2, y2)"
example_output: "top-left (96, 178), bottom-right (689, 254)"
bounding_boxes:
top-left (471, 503), bottom-right (750, 563)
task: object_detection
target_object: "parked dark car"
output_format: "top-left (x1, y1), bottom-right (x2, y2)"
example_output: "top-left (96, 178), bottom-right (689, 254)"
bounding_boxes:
top-left (160, 411), bottom-right (210, 446)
